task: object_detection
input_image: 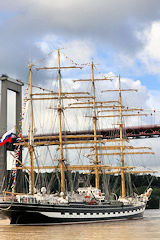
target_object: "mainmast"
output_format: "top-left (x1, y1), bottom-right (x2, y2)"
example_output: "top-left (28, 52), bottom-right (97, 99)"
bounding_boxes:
top-left (91, 61), bottom-right (99, 189)
top-left (118, 74), bottom-right (125, 198)
top-left (73, 62), bottom-right (112, 188)
top-left (29, 64), bottom-right (35, 195)
top-left (57, 49), bottom-right (65, 194)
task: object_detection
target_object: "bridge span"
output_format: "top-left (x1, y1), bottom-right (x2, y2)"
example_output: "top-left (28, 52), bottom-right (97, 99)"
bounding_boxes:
top-left (7, 124), bottom-right (160, 149)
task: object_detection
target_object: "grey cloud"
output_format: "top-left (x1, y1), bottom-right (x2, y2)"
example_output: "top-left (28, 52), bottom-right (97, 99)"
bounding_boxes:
top-left (0, 0), bottom-right (160, 78)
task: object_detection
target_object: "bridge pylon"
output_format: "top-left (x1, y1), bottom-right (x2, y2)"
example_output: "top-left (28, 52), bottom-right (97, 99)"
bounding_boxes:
top-left (0, 75), bottom-right (23, 191)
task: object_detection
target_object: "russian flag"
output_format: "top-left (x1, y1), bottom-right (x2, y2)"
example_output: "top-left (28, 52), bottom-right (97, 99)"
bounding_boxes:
top-left (0, 128), bottom-right (14, 146)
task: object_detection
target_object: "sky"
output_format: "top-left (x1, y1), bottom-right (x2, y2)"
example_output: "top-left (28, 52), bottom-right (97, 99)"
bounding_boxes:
top-left (1, 0), bottom-right (160, 172)
top-left (0, 0), bottom-right (160, 123)
top-left (1, 1), bottom-right (160, 101)
top-left (0, 1), bottom-right (160, 84)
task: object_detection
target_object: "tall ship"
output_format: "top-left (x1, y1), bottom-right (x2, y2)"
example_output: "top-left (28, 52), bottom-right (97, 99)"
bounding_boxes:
top-left (0, 49), bottom-right (155, 224)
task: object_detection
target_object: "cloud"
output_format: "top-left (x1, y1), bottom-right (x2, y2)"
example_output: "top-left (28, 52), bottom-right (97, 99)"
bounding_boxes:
top-left (1, 0), bottom-right (160, 81)
top-left (147, 90), bottom-right (160, 111)
top-left (137, 21), bottom-right (160, 74)
top-left (104, 20), bottom-right (160, 78)
top-left (36, 36), bottom-right (95, 65)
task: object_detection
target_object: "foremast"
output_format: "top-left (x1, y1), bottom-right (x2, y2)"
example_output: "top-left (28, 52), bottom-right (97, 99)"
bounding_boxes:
top-left (29, 64), bottom-right (35, 195)
top-left (101, 75), bottom-right (155, 198)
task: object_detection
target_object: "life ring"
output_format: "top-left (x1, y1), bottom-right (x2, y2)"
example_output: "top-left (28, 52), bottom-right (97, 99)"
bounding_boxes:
top-left (88, 200), bottom-right (97, 205)
top-left (84, 195), bottom-right (90, 199)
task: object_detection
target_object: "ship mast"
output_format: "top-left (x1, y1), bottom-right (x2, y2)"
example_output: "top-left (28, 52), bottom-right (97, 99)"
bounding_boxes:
top-left (118, 74), bottom-right (125, 198)
top-left (31, 49), bottom-right (86, 195)
top-left (12, 53), bottom-right (155, 197)
top-left (72, 62), bottom-right (113, 188)
top-left (91, 61), bottom-right (99, 189)
top-left (29, 64), bottom-right (35, 195)
top-left (101, 75), bottom-right (154, 198)
top-left (57, 49), bottom-right (65, 194)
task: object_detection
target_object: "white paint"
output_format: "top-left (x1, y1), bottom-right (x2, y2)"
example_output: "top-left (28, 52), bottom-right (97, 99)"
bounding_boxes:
top-left (40, 207), bottom-right (145, 219)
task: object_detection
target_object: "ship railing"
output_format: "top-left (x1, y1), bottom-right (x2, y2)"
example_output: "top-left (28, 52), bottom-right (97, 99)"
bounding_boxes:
top-left (0, 194), bottom-right (39, 204)
top-left (18, 196), bottom-right (38, 204)
top-left (0, 194), bottom-right (18, 203)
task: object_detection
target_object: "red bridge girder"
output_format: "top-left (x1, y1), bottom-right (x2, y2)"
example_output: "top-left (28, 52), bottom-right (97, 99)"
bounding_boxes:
top-left (99, 124), bottom-right (160, 139)
top-left (7, 124), bottom-right (160, 150)
top-left (22, 124), bottom-right (160, 141)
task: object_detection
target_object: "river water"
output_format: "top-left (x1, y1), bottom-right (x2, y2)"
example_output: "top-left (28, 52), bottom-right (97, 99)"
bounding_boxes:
top-left (0, 209), bottom-right (159, 240)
